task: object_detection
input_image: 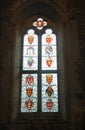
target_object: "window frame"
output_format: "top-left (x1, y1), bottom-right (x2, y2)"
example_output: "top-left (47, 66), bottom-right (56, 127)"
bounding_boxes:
top-left (11, 16), bottom-right (67, 122)
top-left (20, 26), bottom-right (59, 113)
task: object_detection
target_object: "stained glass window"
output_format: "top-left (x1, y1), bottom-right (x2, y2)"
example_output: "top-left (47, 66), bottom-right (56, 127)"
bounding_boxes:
top-left (21, 19), bottom-right (58, 112)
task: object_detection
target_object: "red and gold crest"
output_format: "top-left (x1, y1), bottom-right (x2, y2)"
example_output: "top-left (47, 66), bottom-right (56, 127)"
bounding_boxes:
top-left (26, 74), bottom-right (34, 85)
top-left (46, 74), bottom-right (53, 84)
top-left (46, 86), bottom-right (54, 97)
top-left (25, 99), bottom-right (34, 111)
top-left (28, 35), bottom-right (34, 44)
top-left (46, 99), bottom-right (54, 110)
top-left (46, 56), bottom-right (52, 67)
top-left (46, 35), bottom-right (52, 44)
top-left (26, 87), bottom-right (33, 97)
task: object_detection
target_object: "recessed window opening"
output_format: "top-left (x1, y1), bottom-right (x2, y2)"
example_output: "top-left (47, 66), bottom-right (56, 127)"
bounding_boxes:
top-left (20, 18), bottom-right (58, 113)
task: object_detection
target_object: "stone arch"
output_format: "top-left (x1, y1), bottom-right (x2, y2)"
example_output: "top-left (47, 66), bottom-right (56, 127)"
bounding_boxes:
top-left (11, 0), bottom-right (68, 122)
top-left (11, 0), bottom-right (68, 24)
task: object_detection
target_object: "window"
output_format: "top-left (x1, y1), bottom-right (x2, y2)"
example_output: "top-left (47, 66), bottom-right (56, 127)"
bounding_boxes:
top-left (10, 0), bottom-right (68, 122)
top-left (20, 18), bottom-right (58, 112)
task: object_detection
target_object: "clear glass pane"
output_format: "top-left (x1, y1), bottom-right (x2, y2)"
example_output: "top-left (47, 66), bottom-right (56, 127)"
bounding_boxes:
top-left (42, 73), bottom-right (58, 112)
top-left (21, 74), bottom-right (38, 112)
top-left (42, 29), bottom-right (57, 70)
top-left (23, 29), bottom-right (38, 70)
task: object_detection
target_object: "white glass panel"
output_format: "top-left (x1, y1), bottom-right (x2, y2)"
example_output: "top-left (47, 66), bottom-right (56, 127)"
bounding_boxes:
top-left (42, 29), bottom-right (57, 70)
top-left (23, 30), bottom-right (38, 70)
top-left (21, 74), bottom-right (37, 112)
top-left (42, 73), bottom-right (58, 112)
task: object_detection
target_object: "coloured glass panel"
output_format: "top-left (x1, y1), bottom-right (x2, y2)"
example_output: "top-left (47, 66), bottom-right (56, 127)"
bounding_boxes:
top-left (42, 73), bottom-right (58, 112)
top-left (21, 74), bottom-right (37, 112)
top-left (42, 29), bottom-right (57, 70)
top-left (33, 18), bottom-right (47, 30)
top-left (23, 29), bottom-right (38, 70)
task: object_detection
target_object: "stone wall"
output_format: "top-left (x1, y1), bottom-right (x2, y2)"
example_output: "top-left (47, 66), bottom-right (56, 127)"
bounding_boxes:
top-left (0, 0), bottom-right (85, 130)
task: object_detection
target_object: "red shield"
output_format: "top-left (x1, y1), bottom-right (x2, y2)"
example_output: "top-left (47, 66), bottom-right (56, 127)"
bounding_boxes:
top-left (25, 99), bottom-right (34, 111)
top-left (26, 87), bottom-right (33, 97)
top-left (46, 35), bottom-right (52, 44)
top-left (46, 99), bottom-right (54, 110)
top-left (46, 74), bottom-right (53, 84)
top-left (26, 75), bottom-right (34, 85)
top-left (46, 57), bottom-right (52, 67)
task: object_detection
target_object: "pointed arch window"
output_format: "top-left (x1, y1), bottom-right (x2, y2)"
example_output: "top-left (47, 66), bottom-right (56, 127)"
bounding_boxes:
top-left (20, 18), bottom-right (58, 112)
